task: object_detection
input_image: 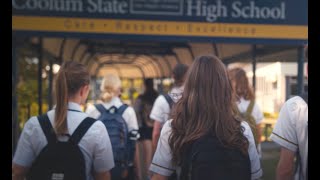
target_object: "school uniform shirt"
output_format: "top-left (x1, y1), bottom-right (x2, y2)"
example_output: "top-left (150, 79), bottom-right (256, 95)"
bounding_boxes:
top-left (149, 86), bottom-right (184, 126)
top-left (149, 120), bottom-right (263, 180)
top-left (12, 102), bottom-right (115, 180)
top-left (270, 96), bottom-right (308, 180)
top-left (237, 97), bottom-right (264, 125)
top-left (85, 96), bottom-right (139, 134)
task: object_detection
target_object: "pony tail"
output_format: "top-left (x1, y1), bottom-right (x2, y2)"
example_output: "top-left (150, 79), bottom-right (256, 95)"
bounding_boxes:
top-left (54, 70), bottom-right (68, 135)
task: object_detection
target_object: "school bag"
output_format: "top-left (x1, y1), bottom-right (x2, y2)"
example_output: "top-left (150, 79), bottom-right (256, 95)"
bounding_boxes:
top-left (26, 114), bottom-right (96, 180)
top-left (94, 104), bottom-right (135, 179)
top-left (238, 100), bottom-right (259, 147)
top-left (164, 94), bottom-right (174, 109)
top-left (180, 134), bottom-right (251, 180)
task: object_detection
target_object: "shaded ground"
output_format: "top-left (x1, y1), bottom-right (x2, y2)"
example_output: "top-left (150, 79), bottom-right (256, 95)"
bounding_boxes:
top-left (261, 141), bottom-right (281, 180)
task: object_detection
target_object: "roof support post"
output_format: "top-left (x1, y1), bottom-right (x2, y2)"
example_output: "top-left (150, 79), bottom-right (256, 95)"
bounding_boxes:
top-left (91, 76), bottom-right (97, 103)
top-left (158, 78), bottom-right (164, 94)
top-left (252, 44), bottom-right (257, 93)
top-left (48, 58), bottom-right (53, 110)
top-left (38, 37), bottom-right (43, 115)
top-left (12, 36), bottom-right (19, 155)
top-left (297, 45), bottom-right (305, 96)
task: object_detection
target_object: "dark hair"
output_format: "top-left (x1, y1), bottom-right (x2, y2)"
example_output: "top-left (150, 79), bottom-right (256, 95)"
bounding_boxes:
top-left (168, 55), bottom-right (248, 165)
top-left (144, 78), bottom-right (154, 91)
top-left (172, 63), bottom-right (189, 87)
top-left (228, 68), bottom-right (255, 101)
top-left (54, 61), bottom-right (90, 135)
top-left (140, 78), bottom-right (158, 103)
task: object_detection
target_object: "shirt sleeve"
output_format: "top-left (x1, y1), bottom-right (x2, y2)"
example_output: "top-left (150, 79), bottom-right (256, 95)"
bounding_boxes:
top-left (252, 103), bottom-right (264, 124)
top-left (12, 117), bottom-right (38, 167)
top-left (92, 121), bottom-right (115, 172)
top-left (149, 121), bottom-right (176, 176)
top-left (150, 95), bottom-right (169, 125)
top-left (242, 122), bottom-right (263, 180)
top-left (270, 100), bottom-right (298, 152)
top-left (123, 106), bottom-right (139, 133)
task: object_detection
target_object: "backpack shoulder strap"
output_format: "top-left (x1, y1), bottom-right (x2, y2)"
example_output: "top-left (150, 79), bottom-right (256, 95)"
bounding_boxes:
top-left (94, 104), bottom-right (107, 114)
top-left (246, 100), bottom-right (255, 115)
top-left (117, 104), bottom-right (129, 115)
top-left (69, 117), bottom-right (96, 144)
top-left (37, 113), bottom-right (57, 144)
top-left (163, 94), bottom-right (173, 109)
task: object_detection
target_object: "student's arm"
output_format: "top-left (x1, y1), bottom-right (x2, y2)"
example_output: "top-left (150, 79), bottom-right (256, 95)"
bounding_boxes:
top-left (151, 173), bottom-right (169, 180)
top-left (150, 96), bottom-right (167, 152)
top-left (152, 121), bottom-right (162, 152)
top-left (256, 124), bottom-right (262, 144)
top-left (12, 117), bottom-right (38, 180)
top-left (276, 148), bottom-right (295, 180)
top-left (242, 122), bottom-right (263, 179)
top-left (270, 98), bottom-right (300, 180)
top-left (92, 122), bottom-right (115, 178)
top-left (94, 171), bottom-right (111, 180)
top-left (12, 164), bottom-right (28, 180)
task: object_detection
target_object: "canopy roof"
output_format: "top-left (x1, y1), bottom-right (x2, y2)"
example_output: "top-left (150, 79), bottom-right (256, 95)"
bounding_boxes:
top-left (20, 37), bottom-right (300, 78)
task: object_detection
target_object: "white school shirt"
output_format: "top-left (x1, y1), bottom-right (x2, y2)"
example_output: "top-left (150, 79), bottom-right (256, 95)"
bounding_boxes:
top-left (270, 96), bottom-right (308, 180)
top-left (85, 97), bottom-right (139, 133)
top-left (149, 86), bottom-right (184, 126)
top-left (237, 97), bottom-right (264, 125)
top-left (149, 120), bottom-right (263, 180)
top-left (12, 102), bottom-right (115, 180)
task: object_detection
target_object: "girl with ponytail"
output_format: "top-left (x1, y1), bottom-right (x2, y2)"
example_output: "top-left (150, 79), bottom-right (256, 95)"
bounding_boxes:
top-left (13, 61), bottom-right (114, 180)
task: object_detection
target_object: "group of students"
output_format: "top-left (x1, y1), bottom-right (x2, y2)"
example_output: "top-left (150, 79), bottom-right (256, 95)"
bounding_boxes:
top-left (12, 47), bottom-right (308, 180)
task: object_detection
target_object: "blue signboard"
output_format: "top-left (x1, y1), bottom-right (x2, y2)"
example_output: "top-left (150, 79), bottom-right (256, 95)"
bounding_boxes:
top-left (12, 0), bottom-right (308, 44)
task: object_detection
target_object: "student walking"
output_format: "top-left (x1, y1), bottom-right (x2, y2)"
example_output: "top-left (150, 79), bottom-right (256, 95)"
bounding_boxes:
top-left (134, 78), bottom-right (159, 180)
top-left (86, 74), bottom-right (140, 180)
top-left (12, 61), bottom-right (114, 180)
top-left (150, 55), bottom-right (262, 180)
top-left (228, 67), bottom-right (264, 158)
top-left (150, 63), bottom-right (188, 152)
top-left (270, 45), bottom-right (308, 180)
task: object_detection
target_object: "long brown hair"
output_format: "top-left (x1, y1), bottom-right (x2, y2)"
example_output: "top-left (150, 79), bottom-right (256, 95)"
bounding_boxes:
top-left (168, 55), bottom-right (249, 165)
top-left (54, 61), bottom-right (90, 135)
top-left (228, 67), bottom-right (255, 101)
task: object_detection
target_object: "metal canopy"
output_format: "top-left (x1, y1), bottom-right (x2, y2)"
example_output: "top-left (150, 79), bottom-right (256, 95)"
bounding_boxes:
top-left (22, 37), bottom-right (301, 79)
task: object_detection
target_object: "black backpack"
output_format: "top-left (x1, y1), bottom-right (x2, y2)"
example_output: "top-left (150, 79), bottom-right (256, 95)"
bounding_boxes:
top-left (180, 134), bottom-right (251, 180)
top-left (26, 114), bottom-right (96, 180)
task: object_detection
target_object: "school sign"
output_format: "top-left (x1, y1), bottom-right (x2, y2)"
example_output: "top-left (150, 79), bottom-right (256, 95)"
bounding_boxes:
top-left (12, 0), bottom-right (308, 44)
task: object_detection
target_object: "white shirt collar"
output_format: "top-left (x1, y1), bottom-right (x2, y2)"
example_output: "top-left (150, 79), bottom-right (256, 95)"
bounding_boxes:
top-left (52, 102), bottom-right (83, 112)
top-left (68, 102), bottom-right (83, 112)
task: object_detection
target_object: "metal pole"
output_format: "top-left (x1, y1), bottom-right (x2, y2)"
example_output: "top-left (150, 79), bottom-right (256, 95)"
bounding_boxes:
top-left (48, 59), bottom-right (53, 110)
top-left (159, 78), bottom-right (164, 94)
top-left (91, 76), bottom-right (97, 103)
top-left (12, 36), bottom-right (18, 156)
top-left (38, 37), bottom-right (43, 115)
top-left (252, 45), bottom-right (257, 92)
top-left (297, 46), bottom-right (305, 96)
